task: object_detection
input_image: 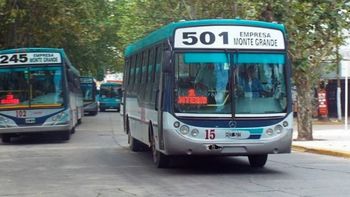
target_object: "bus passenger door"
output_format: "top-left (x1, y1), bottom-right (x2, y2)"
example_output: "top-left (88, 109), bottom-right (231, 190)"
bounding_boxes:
top-left (156, 50), bottom-right (171, 150)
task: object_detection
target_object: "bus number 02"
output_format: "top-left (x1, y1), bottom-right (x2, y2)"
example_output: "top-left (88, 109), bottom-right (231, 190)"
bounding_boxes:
top-left (182, 32), bottom-right (228, 45)
top-left (205, 129), bottom-right (216, 140)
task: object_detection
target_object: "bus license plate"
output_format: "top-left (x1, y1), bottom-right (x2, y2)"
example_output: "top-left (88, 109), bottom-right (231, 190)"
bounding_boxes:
top-left (225, 131), bottom-right (249, 139)
top-left (25, 118), bottom-right (36, 124)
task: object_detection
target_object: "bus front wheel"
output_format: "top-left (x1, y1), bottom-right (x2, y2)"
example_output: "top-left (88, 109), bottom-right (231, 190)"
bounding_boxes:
top-left (248, 154), bottom-right (268, 168)
top-left (150, 132), bottom-right (169, 168)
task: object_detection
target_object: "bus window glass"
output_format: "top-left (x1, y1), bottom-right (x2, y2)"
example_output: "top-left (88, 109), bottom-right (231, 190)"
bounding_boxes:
top-left (0, 66), bottom-right (63, 108)
top-left (174, 53), bottom-right (229, 114)
top-left (100, 84), bottom-right (122, 98)
top-left (0, 67), bottom-right (29, 108)
top-left (81, 83), bottom-right (94, 101)
top-left (174, 53), bottom-right (287, 115)
top-left (235, 54), bottom-right (287, 114)
top-left (30, 66), bottom-right (63, 106)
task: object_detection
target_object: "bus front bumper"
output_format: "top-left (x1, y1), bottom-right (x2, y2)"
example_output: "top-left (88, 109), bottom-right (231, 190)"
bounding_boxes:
top-left (162, 128), bottom-right (293, 156)
top-left (0, 124), bottom-right (72, 134)
top-left (84, 102), bottom-right (98, 113)
top-left (99, 102), bottom-right (120, 109)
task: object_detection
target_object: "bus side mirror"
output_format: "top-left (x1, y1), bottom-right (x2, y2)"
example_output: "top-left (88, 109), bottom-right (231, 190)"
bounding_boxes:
top-left (162, 50), bottom-right (172, 73)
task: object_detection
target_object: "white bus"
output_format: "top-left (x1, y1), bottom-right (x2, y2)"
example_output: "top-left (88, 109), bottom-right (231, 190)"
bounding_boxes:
top-left (0, 48), bottom-right (83, 142)
top-left (123, 19), bottom-right (293, 168)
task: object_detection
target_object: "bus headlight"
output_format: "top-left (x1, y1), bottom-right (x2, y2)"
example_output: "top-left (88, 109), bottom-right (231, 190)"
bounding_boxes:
top-left (0, 116), bottom-right (6, 123)
top-left (274, 125), bottom-right (283, 134)
top-left (173, 121), bottom-right (180, 128)
top-left (179, 125), bottom-right (190, 135)
top-left (0, 116), bottom-right (13, 128)
top-left (191, 129), bottom-right (199, 137)
top-left (44, 110), bottom-right (70, 125)
top-left (266, 128), bottom-right (274, 136)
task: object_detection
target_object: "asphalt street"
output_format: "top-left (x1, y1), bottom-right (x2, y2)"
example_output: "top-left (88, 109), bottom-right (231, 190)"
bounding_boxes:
top-left (0, 112), bottom-right (350, 197)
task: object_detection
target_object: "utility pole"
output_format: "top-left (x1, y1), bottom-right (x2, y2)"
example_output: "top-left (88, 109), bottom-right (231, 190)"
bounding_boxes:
top-left (336, 41), bottom-right (342, 121)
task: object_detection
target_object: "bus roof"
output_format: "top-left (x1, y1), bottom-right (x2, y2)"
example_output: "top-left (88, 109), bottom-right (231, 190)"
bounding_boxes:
top-left (0, 47), bottom-right (65, 55)
top-left (125, 19), bottom-right (286, 57)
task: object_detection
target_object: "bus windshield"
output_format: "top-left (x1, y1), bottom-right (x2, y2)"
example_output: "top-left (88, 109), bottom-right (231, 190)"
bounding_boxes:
top-left (81, 83), bottom-right (94, 101)
top-left (174, 52), bottom-right (287, 116)
top-left (100, 84), bottom-right (121, 98)
top-left (0, 65), bottom-right (64, 109)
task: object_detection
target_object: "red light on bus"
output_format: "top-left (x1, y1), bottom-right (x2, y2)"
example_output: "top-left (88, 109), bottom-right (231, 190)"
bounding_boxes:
top-left (177, 89), bottom-right (208, 105)
top-left (1, 93), bottom-right (19, 105)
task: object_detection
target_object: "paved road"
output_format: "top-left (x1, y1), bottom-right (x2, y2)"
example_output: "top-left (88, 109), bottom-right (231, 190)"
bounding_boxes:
top-left (1, 112), bottom-right (350, 197)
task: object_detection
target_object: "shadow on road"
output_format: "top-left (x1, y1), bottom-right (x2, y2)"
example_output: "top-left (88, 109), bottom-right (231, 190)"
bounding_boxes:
top-left (134, 151), bottom-right (282, 175)
top-left (0, 132), bottom-right (71, 145)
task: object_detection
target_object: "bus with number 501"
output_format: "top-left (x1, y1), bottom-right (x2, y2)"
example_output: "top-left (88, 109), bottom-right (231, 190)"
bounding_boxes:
top-left (0, 48), bottom-right (83, 143)
top-left (123, 19), bottom-right (293, 168)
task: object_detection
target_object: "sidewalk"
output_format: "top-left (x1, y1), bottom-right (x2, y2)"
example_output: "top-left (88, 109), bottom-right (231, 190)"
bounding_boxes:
top-left (292, 119), bottom-right (350, 159)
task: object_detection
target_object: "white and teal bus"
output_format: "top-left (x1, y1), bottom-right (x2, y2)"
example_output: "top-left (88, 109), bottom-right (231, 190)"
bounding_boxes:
top-left (80, 76), bottom-right (98, 116)
top-left (123, 19), bottom-right (293, 168)
top-left (0, 48), bottom-right (83, 142)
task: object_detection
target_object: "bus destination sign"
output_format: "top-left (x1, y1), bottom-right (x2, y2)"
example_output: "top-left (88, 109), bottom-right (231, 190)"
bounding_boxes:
top-left (0, 52), bottom-right (62, 66)
top-left (174, 26), bottom-right (285, 50)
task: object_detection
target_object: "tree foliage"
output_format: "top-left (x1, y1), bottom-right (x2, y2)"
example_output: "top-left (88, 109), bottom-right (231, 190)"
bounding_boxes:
top-left (0, 0), bottom-right (119, 79)
top-left (114, 0), bottom-right (350, 140)
top-left (256, 1), bottom-right (350, 140)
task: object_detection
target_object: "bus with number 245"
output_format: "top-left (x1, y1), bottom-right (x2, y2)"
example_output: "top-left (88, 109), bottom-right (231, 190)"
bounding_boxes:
top-left (0, 48), bottom-right (83, 143)
top-left (123, 19), bottom-right (293, 168)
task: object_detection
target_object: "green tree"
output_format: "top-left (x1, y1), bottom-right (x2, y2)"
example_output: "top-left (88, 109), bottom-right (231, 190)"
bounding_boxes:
top-left (115, 0), bottom-right (350, 141)
top-left (257, 1), bottom-right (350, 140)
top-left (0, 0), bottom-right (119, 79)
top-left (114, 0), bottom-right (256, 68)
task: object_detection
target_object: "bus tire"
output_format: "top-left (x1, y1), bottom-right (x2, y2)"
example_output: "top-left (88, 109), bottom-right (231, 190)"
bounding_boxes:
top-left (248, 154), bottom-right (268, 168)
top-left (150, 130), bottom-right (169, 168)
top-left (70, 127), bottom-right (76, 134)
top-left (1, 134), bottom-right (11, 143)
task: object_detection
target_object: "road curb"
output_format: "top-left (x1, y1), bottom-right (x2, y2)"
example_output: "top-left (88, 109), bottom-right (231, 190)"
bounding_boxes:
top-left (292, 145), bottom-right (350, 159)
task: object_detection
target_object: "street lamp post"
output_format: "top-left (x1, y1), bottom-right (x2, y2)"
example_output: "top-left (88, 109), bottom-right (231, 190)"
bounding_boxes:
top-left (342, 58), bottom-right (350, 131)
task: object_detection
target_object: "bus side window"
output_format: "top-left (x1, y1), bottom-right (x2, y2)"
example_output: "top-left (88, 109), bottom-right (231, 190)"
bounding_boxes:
top-left (145, 49), bottom-right (154, 103)
top-left (136, 53), bottom-right (142, 84)
top-left (154, 46), bottom-right (162, 88)
top-left (129, 56), bottom-right (136, 91)
top-left (142, 50), bottom-right (149, 83)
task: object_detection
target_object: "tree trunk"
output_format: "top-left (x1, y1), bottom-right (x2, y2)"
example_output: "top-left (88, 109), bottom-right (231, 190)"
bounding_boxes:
top-left (295, 74), bottom-right (313, 141)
